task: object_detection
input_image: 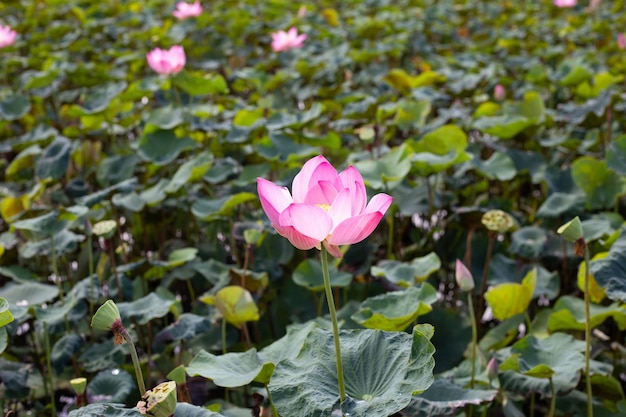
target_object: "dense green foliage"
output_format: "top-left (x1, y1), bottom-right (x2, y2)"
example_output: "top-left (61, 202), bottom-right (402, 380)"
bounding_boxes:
top-left (1, 0), bottom-right (626, 416)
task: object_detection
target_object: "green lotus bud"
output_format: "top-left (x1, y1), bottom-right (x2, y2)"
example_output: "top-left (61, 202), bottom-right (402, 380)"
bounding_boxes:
top-left (92, 220), bottom-right (117, 239)
top-left (455, 259), bottom-right (475, 292)
top-left (70, 377), bottom-right (87, 395)
top-left (557, 216), bottom-right (583, 242)
top-left (137, 381), bottom-right (177, 417)
top-left (486, 357), bottom-right (498, 382)
top-left (243, 228), bottom-right (263, 245)
top-left (91, 300), bottom-right (121, 331)
top-left (481, 209), bottom-right (515, 233)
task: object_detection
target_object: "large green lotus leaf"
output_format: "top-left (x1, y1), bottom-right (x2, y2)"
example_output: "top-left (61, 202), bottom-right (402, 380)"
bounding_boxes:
top-left (0, 357), bottom-right (30, 390)
top-left (589, 230), bottom-right (626, 302)
top-left (146, 105), bottom-right (184, 129)
top-left (112, 192), bottom-right (145, 212)
top-left (191, 192), bottom-right (257, 221)
top-left (509, 227), bottom-right (547, 259)
top-left (0, 94), bottom-right (31, 120)
top-left (473, 152), bottom-right (516, 181)
top-left (351, 284), bottom-right (437, 331)
top-left (259, 321), bottom-right (319, 364)
top-left (472, 115), bottom-right (534, 139)
top-left (519, 91), bottom-right (545, 122)
top-left (0, 282), bottom-right (59, 307)
top-left (203, 158), bottom-right (239, 184)
top-left (79, 339), bottom-right (126, 373)
top-left (136, 130), bottom-right (196, 166)
top-left (498, 333), bottom-right (585, 395)
top-left (256, 132), bottom-right (318, 163)
top-left (371, 252), bottom-right (441, 286)
top-left (208, 286), bottom-right (259, 329)
top-left (479, 314), bottom-right (525, 352)
top-left (270, 326), bottom-right (435, 417)
top-left (31, 294), bottom-right (78, 324)
top-left (547, 296), bottom-right (626, 332)
top-left (571, 156), bottom-right (626, 210)
top-left (51, 334), bottom-right (83, 373)
top-left (164, 152), bottom-right (213, 194)
top-left (0, 327), bottom-right (7, 354)
top-left (266, 103), bottom-right (323, 130)
top-left (72, 81), bottom-right (127, 115)
top-left (536, 192), bottom-right (586, 218)
top-left (75, 178), bottom-right (137, 207)
top-left (12, 210), bottom-right (66, 236)
top-left (139, 178), bottom-right (170, 207)
top-left (87, 369), bottom-right (135, 403)
top-left (394, 99), bottom-right (431, 129)
top-left (187, 348), bottom-right (274, 386)
top-left (117, 293), bottom-right (174, 325)
top-left (174, 403), bottom-right (227, 417)
top-left (20, 229), bottom-right (84, 259)
top-left (154, 313), bottom-right (210, 345)
top-left (68, 403), bottom-right (142, 417)
top-left (172, 71), bottom-right (228, 96)
top-left (606, 135), bottom-right (626, 175)
top-left (0, 298), bottom-right (13, 327)
top-left (292, 259), bottom-right (352, 291)
top-left (484, 269), bottom-right (536, 321)
top-left (5, 144), bottom-right (41, 178)
top-left (96, 155), bottom-right (139, 187)
top-left (557, 89), bottom-right (612, 126)
top-left (558, 64), bottom-right (592, 87)
top-left (353, 144), bottom-right (412, 190)
top-left (402, 378), bottom-right (497, 417)
top-left (35, 136), bottom-right (71, 180)
top-left (410, 125), bottom-right (470, 174)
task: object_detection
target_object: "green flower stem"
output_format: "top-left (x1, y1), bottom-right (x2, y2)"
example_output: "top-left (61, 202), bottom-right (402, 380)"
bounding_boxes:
top-left (44, 322), bottom-right (57, 417)
top-left (321, 246), bottom-right (346, 403)
top-left (583, 244), bottom-right (593, 417)
top-left (467, 292), bottom-right (478, 389)
top-left (265, 384), bottom-right (279, 417)
top-left (50, 234), bottom-right (64, 303)
top-left (221, 317), bottom-right (227, 355)
top-left (121, 329), bottom-right (146, 396)
top-left (548, 377), bottom-right (556, 417)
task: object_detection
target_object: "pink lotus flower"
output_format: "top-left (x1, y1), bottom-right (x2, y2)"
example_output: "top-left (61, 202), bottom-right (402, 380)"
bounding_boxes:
top-left (619, 33), bottom-right (626, 50)
top-left (455, 259), bottom-right (475, 292)
top-left (173, 1), bottom-right (202, 20)
top-left (146, 45), bottom-right (186, 75)
top-left (257, 155), bottom-right (393, 258)
top-left (270, 27), bottom-right (307, 52)
top-left (494, 84), bottom-right (505, 101)
top-left (554, 0), bottom-right (576, 7)
top-left (0, 24), bottom-right (17, 49)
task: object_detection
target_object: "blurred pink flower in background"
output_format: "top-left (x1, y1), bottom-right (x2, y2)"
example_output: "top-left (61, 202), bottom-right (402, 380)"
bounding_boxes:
top-left (172, 1), bottom-right (202, 20)
top-left (257, 155), bottom-right (393, 258)
top-left (297, 5), bottom-right (307, 19)
top-left (494, 84), bottom-right (505, 101)
top-left (0, 24), bottom-right (17, 49)
top-left (554, 0), bottom-right (576, 7)
top-left (146, 46), bottom-right (186, 75)
top-left (618, 33), bottom-right (626, 50)
top-left (271, 27), bottom-right (307, 52)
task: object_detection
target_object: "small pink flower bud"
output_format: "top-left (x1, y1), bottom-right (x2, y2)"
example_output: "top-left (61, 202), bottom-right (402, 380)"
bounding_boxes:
top-left (455, 259), bottom-right (475, 292)
top-left (494, 84), bottom-right (505, 101)
top-left (486, 356), bottom-right (499, 381)
top-left (618, 33), bottom-right (626, 50)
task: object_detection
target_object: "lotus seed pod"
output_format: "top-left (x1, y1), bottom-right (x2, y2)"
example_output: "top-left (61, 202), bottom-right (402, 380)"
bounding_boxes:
top-left (70, 377), bottom-right (87, 395)
top-left (557, 216), bottom-right (584, 242)
top-left (137, 380), bottom-right (177, 417)
top-left (91, 300), bottom-right (121, 331)
top-left (455, 259), bottom-right (475, 292)
top-left (481, 209), bottom-right (515, 233)
top-left (92, 220), bottom-right (117, 239)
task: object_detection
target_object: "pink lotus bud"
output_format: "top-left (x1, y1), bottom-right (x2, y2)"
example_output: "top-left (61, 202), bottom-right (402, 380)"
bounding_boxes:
top-left (0, 24), bottom-right (17, 49)
top-left (486, 356), bottom-right (498, 381)
top-left (554, 0), bottom-right (576, 7)
top-left (270, 27), bottom-right (307, 52)
top-left (297, 6), bottom-right (307, 19)
top-left (618, 33), bottom-right (626, 50)
top-left (146, 45), bottom-right (186, 75)
top-left (173, 1), bottom-right (202, 20)
top-left (494, 84), bottom-right (505, 101)
top-left (455, 259), bottom-right (475, 292)
top-left (257, 155), bottom-right (393, 258)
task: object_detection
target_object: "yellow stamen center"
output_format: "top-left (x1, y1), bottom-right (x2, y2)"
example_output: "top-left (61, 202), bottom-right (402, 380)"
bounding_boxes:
top-left (317, 204), bottom-right (331, 211)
